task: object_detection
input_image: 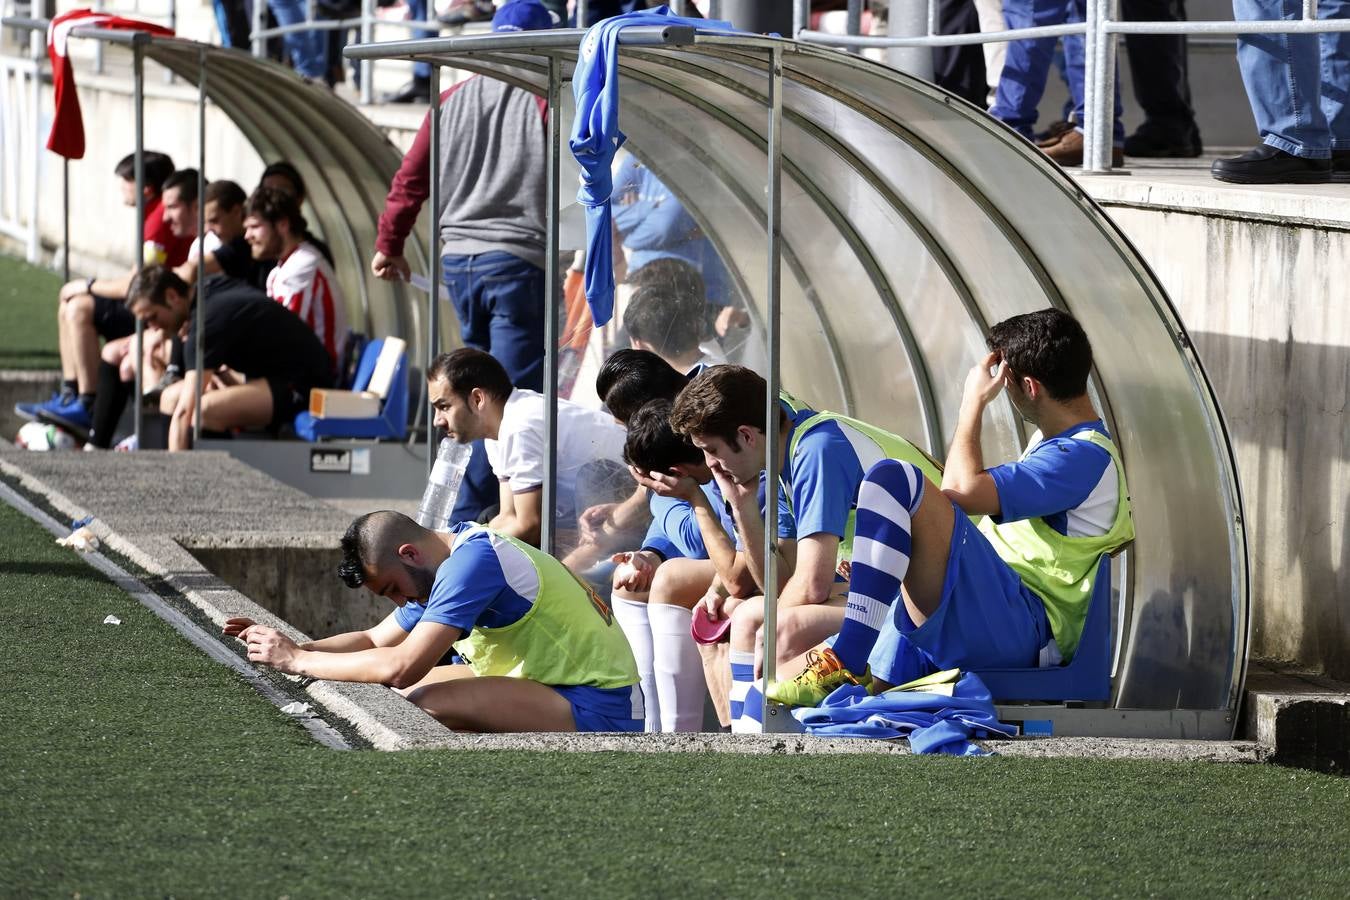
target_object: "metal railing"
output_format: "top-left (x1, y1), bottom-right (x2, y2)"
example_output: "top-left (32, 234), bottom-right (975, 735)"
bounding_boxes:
top-left (794, 0), bottom-right (1350, 173)
top-left (0, 11), bottom-right (42, 262)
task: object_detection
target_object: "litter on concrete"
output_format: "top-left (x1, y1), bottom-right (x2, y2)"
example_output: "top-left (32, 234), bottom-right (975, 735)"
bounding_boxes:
top-left (57, 525), bottom-right (100, 552)
top-left (280, 701), bottom-right (315, 717)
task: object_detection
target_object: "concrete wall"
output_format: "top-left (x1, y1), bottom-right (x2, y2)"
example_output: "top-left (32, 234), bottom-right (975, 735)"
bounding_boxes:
top-left (186, 544), bottom-right (388, 637)
top-left (1101, 204), bottom-right (1350, 680)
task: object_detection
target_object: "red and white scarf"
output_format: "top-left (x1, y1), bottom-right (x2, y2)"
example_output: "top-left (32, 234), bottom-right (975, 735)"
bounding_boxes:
top-left (46, 8), bottom-right (175, 159)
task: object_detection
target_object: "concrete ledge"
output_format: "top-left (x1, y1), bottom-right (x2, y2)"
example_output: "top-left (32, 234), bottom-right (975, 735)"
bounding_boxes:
top-left (1075, 159), bottom-right (1350, 229)
top-left (1244, 664), bottom-right (1350, 774)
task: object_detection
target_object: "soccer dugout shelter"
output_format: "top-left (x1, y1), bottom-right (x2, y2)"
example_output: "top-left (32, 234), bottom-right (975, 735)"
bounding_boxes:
top-left (345, 23), bottom-right (1249, 740)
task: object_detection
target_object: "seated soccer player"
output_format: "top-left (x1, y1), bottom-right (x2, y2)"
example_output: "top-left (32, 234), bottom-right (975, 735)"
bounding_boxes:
top-left (18, 151), bottom-right (191, 439)
top-left (256, 160), bottom-right (336, 270)
top-left (668, 365), bottom-right (942, 732)
top-left (426, 348), bottom-right (628, 551)
top-left (125, 266), bottom-right (334, 451)
top-left (244, 186), bottom-right (347, 370)
top-left (770, 309), bottom-right (1135, 707)
top-left (225, 510), bottom-right (642, 733)
top-left (623, 259), bottom-right (724, 376)
top-left (609, 398), bottom-right (762, 732)
top-left (176, 179), bottom-right (269, 289)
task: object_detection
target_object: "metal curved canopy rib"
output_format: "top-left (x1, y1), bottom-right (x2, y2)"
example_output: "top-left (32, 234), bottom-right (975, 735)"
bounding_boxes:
top-left (348, 28), bottom-right (1249, 737)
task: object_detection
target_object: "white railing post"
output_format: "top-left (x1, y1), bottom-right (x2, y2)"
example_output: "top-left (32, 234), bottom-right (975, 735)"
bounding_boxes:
top-left (887, 0), bottom-right (935, 80)
top-left (252, 0), bottom-right (266, 57)
top-left (1303, 0), bottom-right (1318, 20)
top-left (360, 0), bottom-right (373, 105)
top-left (793, 0), bottom-right (810, 36)
top-left (26, 21), bottom-right (40, 262)
top-left (94, 0), bottom-right (106, 73)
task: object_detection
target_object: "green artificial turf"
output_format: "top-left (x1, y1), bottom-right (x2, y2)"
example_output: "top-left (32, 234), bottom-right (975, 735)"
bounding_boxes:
top-left (0, 252), bottom-right (61, 369)
top-left (1, 497), bottom-right (1348, 898)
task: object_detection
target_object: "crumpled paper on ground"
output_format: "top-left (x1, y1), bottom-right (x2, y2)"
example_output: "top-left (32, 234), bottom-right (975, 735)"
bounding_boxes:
top-left (57, 518), bottom-right (99, 552)
top-left (280, 701), bottom-right (315, 717)
top-left (102, 615), bottom-right (121, 625)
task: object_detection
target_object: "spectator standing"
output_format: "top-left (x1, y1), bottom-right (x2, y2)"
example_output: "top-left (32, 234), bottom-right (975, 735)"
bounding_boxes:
top-left (266, 0), bottom-right (329, 84)
top-left (371, 0), bottom-right (557, 525)
top-left (245, 187), bottom-right (348, 370)
top-left (990, 0), bottom-right (1126, 167)
top-left (1121, 0), bottom-right (1203, 157)
top-left (1212, 0), bottom-right (1350, 183)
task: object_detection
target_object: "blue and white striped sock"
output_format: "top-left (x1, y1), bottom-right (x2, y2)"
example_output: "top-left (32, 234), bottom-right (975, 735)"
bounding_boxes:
top-left (729, 650), bottom-right (763, 733)
top-left (832, 460), bottom-right (924, 675)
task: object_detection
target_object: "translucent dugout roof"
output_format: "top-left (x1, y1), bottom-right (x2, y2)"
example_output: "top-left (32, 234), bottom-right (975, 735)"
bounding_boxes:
top-left (347, 27), bottom-right (1249, 735)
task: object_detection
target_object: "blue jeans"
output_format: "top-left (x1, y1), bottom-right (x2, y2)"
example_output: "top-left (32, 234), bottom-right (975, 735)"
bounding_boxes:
top-left (442, 250), bottom-right (546, 524)
top-left (992, 0), bottom-right (1125, 144)
top-left (404, 0), bottom-right (436, 79)
top-left (267, 0), bottom-right (327, 79)
top-left (1234, 0), bottom-right (1350, 156)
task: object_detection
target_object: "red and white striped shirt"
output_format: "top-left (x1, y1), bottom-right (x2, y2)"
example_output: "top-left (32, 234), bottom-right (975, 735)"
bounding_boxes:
top-left (266, 241), bottom-right (347, 369)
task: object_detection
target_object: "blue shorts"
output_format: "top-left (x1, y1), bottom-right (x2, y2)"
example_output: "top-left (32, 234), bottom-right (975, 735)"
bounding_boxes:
top-left (552, 683), bottom-right (644, 733)
top-left (868, 506), bottom-right (1050, 685)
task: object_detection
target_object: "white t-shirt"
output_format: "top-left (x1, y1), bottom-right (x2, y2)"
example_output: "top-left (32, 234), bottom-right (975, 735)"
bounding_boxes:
top-left (187, 231), bottom-right (222, 264)
top-left (484, 388), bottom-right (629, 522)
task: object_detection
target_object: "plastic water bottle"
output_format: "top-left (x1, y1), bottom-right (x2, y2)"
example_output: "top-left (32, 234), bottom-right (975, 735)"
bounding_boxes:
top-left (416, 438), bottom-right (473, 529)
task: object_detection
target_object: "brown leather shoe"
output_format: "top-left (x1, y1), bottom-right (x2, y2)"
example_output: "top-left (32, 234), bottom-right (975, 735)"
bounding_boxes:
top-left (1043, 129), bottom-right (1125, 168)
top-left (1035, 120), bottom-right (1075, 148)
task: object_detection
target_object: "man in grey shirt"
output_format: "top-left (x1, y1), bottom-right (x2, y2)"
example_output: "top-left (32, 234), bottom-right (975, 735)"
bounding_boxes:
top-left (371, 0), bottom-right (555, 521)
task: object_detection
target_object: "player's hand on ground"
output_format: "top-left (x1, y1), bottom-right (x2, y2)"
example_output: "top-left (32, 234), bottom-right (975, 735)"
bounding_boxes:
top-left (611, 551), bottom-right (658, 593)
top-left (963, 350), bottom-right (1008, 410)
top-left (370, 251), bottom-right (411, 282)
top-left (222, 617), bottom-right (257, 638)
top-left (629, 465), bottom-right (700, 503)
top-left (240, 624), bottom-right (302, 672)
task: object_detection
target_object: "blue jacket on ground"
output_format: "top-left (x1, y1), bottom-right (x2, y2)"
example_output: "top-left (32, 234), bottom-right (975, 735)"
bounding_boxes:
top-left (569, 5), bottom-right (734, 325)
top-left (792, 672), bottom-right (1017, 755)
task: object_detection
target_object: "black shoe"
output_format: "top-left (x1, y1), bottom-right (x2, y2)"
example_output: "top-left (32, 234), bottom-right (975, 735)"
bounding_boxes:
top-left (1211, 145), bottom-right (1330, 185)
top-left (437, 0), bottom-right (493, 25)
top-left (1124, 123), bottom-right (1203, 158)
top-left (1333, 150), bottom-right (1350, 184)
top-left (381, 76), bottom-right (431, 104)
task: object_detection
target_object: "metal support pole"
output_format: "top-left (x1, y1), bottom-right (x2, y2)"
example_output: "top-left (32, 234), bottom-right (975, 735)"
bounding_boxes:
top-left (928, 0), bottom-right (940, 36)
top-left (132, 41), bottom-right (145, 448)
top-left (1304, 0), bottom-right (1317, 19)
top-left (426, 61), bottom-right (441, 474)
top-left (709, 0), bottom-right (723, 20)
top-left (793, 0), bottom-right (810, 36)
top-left (165, 0), bottom-right (176, 84)
top-left (62, 158), bottom-right (69, 282)
top-left (94, 0), bottom-right (105, 73)
top-left (887, 0), bottom-right (935, 80)
top-left (251, 0), bottom-right (265, 58)
top-left (360, 0), bottom-right (373, 105)
top-left (577, 0), bottom-right (590, 28)
top-left (1083, 0), bottom-right (1119, 172)
top-left (193, 50), bottom-right (207, 443)
top-left (26, 23), bottom-right (38, 262)
top-left (846, 0), bottom-right (863, 50)
top-left (541, 57), bottom-right (561, 557)
top-left (761, 45), bottom-right (784, 730)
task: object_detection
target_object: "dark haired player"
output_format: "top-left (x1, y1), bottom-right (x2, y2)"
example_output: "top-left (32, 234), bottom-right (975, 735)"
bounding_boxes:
top-left (771, 308), bottom-right (1135, 706)
top-left (225, 510), bottom-right (641, 733)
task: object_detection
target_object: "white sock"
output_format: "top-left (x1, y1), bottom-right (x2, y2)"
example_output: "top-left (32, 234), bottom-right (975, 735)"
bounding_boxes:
top-left (648, 603), bottom-right (706, 732)
top-left (729, 649), bottom-right (762, 734)
top-left (613, 597), bottom-right (659, 732)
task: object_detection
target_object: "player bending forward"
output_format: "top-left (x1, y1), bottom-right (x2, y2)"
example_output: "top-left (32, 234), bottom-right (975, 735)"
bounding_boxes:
top-left (226, 511), bottom-right (643, 732)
